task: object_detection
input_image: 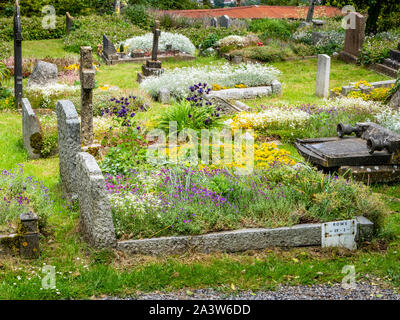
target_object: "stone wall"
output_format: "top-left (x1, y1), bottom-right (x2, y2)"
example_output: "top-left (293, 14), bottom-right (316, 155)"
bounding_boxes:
top-left (76, 152), bottom-right (116, 249)
top-left (22, 98), bottom-right (42, 159)
top-left (56, 100), bottom-right (81, 199)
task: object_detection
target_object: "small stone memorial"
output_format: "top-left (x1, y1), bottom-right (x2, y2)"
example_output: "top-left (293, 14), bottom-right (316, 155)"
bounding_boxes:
top-left (27, 61), bottom-right (58, 88)
top-left (102, 34), bottom-right (119, 62)
top-left (295, 122), bottom-right (400, 183)
top-left (137, 20), bottom-right (165, 83)
top-left (22, 98), bottom-right (42, 159)
top-left (219, 15), bottom-right (230, 29)
top-left (339, 12), bottom-right (365, 64)
top-left (315, 54), bottom-right (330, 98)
top-left (322, 219), bottom-right (357, 250)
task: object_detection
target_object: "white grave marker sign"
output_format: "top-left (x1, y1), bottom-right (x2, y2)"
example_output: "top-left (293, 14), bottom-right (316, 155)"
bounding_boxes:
top-left (322, 219), bottom-right (358, 250)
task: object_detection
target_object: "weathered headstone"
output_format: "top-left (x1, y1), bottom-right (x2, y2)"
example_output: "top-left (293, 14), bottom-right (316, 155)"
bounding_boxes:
top-left (14, 1), bottom-right (23, 108)
top-left (210, 17), bottom-right (218, 27)
top-left (315, 54), bottom-right (330, 98)
top-left (76, 152), bottom-right (116, 249)
top-left (80, 46), bottom-right (95, 146)
top-left (102, 34), bottom-right (118, 61)
top-left (219, 15), bottom-right (230, 29)
top-left (56, 100), bottom-right (81, 199)
top-left (27, 61), bottom-right (58, 88)
top-left (137, 20), bottom-right (165, 83)
top-left (312, 31), bottom-right (324, 45)
top-left (306, 0), bottom-right (316, 23)
top-left (66, 12), bottom-right (73, 35)
top-left (339, 12), bottom-right (365, 64)
top-left (22, 98), bottom-right (42, 159)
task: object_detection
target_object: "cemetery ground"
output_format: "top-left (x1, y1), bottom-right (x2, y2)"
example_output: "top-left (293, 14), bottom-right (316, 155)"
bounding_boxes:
top-left (1, 46), bottom-right (400, 299)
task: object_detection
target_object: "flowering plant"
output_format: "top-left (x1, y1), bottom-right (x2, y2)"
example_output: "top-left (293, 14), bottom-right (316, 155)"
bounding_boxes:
top-left (141, 62), bottom-right (281, 100)
top-left (123, 32), bottom-right (196, 55)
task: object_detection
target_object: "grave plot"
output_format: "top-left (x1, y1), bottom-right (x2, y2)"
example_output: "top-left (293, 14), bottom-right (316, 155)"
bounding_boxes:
top-left (101, 26), bottom-right (196, 66)
top-left (140, 62), bottom-right (282, 103)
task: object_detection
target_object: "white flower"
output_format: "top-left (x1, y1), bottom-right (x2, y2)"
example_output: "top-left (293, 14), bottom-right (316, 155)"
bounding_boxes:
top-left (123, 32), bottom-right (196, 55)
top-left (141, 62), bottom-right (281, 100)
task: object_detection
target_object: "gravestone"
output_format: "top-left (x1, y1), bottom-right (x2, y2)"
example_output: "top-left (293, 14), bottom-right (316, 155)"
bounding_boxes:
top-left (306, 0), bottom-right (316, 23)
top-left (321, 219), bottom-right (357, 250)
top-left (339, 12), bottom-right (365, 64)
top-left (56, 100), bottom-right (81, 199)
top-left (315, 54), bottom-right (330, 98)
top-left (22, 98), bottom-right (42, 159)
top-left (66, 12), bottom-right (73, 35)
top-left (295, 122), bottom-right (400, 183)
top-left (210, 17), bottom-right (218, 27)
top-left (13, 1), bottom-right (23, 108)
top-left (137, 20), bottom-right (165, 83)
top-left (27, 61), bottom-right (58, 88)
top-left (79, 46), bottom-right (95, 146)
top-left (76, 152), bottom-right (117, 249)
top-left (102, 34), bottom-right (118, 61)
top-left (219, 15), bottom-right (230, 29)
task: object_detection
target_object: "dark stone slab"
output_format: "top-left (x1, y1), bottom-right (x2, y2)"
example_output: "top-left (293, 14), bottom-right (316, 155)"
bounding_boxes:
top-left (103, 34), bottom-right (117, 59)
top-left (389, 49), bottom-right (400, 62)
top-left (146, 60), bottom-right (162, 69)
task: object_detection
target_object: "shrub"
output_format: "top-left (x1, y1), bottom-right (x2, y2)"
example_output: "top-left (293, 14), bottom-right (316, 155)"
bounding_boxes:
top-left (359, 33), bottom-right (400, 65)
top-left (123, 4), bottom-right (151, 29)
top-left (64, 15), bottom-right (144, 53)
top-left (249, 18), bottom-right (300, 40)
top-left (178, 27), bottom-right (249, 48)
top-left (0, 41), bottom-right (12, 60)
top-left (123, 32), bottom-right (196, 55)
top-left (0, 16), bottom-right (65, 42)
top-left (140, 62), bottom-right (281, 100)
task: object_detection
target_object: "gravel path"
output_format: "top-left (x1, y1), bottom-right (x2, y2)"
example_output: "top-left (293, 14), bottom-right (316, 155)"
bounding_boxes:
top-left (105, 283), bottom-right (400, 300)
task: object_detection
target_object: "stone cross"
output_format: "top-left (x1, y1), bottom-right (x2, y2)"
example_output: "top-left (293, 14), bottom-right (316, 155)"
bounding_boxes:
top-left (152, 20), bottom-right (161, 62)
top-left (14, 1), bottom-right (23, 108)
top-left (79, 47), bottom-right (95, 146)
top-left (306, 0), bottom-right (316, 23)
top-left (66, 12), bottom-right (73, 35)
top-left (315, 54), bottom-right (331, 98)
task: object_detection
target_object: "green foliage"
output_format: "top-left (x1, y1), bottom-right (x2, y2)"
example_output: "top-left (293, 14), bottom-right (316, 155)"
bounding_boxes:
top-left (0, 62), bottom-right (11, 87)
top-left (0, 16), bottom-right (65, 42)
top-left (123, 4), bottom-right (151, 29)
top-left (178, 27), bottom-right (248, 48)
top-left (200, 34), bottom-right (219, 51)
top-left (157, 101), bottom-right (222, 135)
top-left (64, 15), bottom-right (144, 53)
top-left (0, 41), bottom-right (12, 60)
top-left (0, 0), bottom-right (115, 17)
top-left (359, 34), bottom-right (400, 66)
top-left (249, 19), bottom-right (300, 40)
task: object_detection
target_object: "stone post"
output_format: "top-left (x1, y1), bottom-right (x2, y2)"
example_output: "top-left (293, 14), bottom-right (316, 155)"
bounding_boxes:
top-left (14, 2), bottom-right (23, 108)
top-left (18, 213), bottom-right (39, 259)
top-left (66, 12), bottom-right (73, 35)
top-left (151, 20), bottom-right (161, 62)
top-left (316, 54), bottom-right (331, 98)
top-left (79, 46), bottom-right (95, 146)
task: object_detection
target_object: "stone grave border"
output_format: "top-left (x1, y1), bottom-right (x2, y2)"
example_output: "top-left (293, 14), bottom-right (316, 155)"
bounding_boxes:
top-left (57, 100), bottom-right (375, 255)
top-left (330, 79), bottom-right (396, 98)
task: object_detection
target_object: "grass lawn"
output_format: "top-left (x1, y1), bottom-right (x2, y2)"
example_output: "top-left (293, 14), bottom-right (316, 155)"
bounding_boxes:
top-left (1, 46), bottom-right (400, 299)
top-left (19, 39), bottom-right (78, 59)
